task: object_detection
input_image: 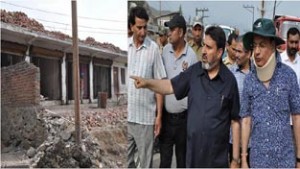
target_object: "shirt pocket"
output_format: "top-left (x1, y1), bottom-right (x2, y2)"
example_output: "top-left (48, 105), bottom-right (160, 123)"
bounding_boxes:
top-left (275, 87), bottom-right (290, 112)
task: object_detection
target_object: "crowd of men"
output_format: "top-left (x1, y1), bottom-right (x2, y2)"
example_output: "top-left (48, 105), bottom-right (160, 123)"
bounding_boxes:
top-left (127, 6), bottom-right (300, 168)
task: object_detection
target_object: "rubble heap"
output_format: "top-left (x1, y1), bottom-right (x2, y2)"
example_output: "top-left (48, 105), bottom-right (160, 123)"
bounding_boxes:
top-left (0, 10), bottom-right (44, 32)
top-left (27, 107), bottom-right (127, 168)
top-left (1, 9), bottom-right (126, 53)
top-left (83, 37), bottom-right (123, 53)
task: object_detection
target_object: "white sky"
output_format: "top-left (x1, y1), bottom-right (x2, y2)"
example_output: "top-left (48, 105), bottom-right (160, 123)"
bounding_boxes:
top-left (0, 0), bottom-right (128, 51)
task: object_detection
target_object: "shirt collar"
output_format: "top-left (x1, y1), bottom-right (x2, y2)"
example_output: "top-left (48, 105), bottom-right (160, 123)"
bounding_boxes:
top-left (282, 51), bottom-right (300, 64)
top-left (197, 62), bottom-right (228, 82)
top-left (169, 41), bottom-right (189, 59)
top-left (188, 39), bottom-right (203, 48)
top-left (128, 36), bottom-right (150, 49)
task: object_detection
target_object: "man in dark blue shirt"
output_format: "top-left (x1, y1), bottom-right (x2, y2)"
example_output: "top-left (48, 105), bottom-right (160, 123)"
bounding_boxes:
top-left (131, 26), bottom-right (241, 168)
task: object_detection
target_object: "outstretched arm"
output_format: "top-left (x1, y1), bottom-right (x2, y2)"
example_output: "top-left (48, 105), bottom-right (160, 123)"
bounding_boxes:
top-left (130, 76), bottom-right (174, 95)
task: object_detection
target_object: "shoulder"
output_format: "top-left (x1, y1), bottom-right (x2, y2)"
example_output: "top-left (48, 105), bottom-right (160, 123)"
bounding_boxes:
top-left (185, 61), bottom-right (202, 75)
top-left (278, 62), bottom-right (297, 78)
top-left (221, 63), bottom-right (236, 81)
top-left (280, 51), bottom-right (289, 62)
top-left (186, 46), bottom-right (198, 61)
top-left (145, 37), bottom-right (159, 49)
top-left (164, 43), bottom-right (172, 51)
top-left (188, 40), bottom-right (194, 46)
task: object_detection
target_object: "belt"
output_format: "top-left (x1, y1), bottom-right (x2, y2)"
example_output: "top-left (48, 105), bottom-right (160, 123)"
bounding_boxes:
top-left (166, 110), bottom-right (187, 119)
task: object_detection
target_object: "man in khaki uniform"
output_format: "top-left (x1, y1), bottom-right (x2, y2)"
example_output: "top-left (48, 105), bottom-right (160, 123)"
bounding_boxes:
top-left (223, 33), bottom-right (238, 68)
top-left (189, 17), bottom-right (204, 61)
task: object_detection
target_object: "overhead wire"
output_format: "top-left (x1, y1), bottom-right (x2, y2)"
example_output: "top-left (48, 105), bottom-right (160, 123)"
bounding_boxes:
top-left (0, 1), bottom-right (126, 23)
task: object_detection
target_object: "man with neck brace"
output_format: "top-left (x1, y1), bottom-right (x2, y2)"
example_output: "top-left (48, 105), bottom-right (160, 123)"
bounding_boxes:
top-left (240, 18), bottom-right (300, 168)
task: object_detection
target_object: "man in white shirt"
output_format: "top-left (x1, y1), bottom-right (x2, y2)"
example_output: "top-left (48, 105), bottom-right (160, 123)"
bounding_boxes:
top-left (281, 27), bottom-right (300, 88)
top-left (127, 6), bottom-right (167, 168)
top-left (281, 27), bottom-right (300, 128)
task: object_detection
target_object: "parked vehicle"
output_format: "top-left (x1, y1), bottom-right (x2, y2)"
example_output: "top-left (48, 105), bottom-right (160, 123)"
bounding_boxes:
top-left (205, 24), bottom-right (235, 41)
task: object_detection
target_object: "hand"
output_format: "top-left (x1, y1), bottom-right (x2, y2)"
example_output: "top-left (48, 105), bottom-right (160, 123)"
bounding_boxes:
top-left (130, 76), bottom-right (146, 88)
top-left (296, 161), bottom-right (300, 168)
top-left (154, 116), bottom-right (162, 138)
top-left (230, 160), bottom-right (240, 168)
top-left (241, 160), bottom-right (249, 169)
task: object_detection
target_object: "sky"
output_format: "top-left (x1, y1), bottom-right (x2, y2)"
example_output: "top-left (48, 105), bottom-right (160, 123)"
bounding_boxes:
top-left (1, 0), bottom-right (299, 51)
top-left (0, 0), bottom-right (128, 50)
top-left (147, 0), bottom-right (300, 34)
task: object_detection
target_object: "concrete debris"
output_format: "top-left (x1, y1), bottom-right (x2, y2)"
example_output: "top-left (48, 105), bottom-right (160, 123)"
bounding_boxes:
top-left (31, 106), bottom-right (127, 168)
top-left (1, 105), bottom-right (127, 168)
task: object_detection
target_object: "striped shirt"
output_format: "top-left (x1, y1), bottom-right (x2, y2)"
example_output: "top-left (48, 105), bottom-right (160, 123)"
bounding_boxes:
top-left (127, 36), bottom-right (167, 125)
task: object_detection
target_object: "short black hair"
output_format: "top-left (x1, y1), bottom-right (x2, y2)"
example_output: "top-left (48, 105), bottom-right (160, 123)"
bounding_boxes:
top-left (205, 26), bottom-right (226, 56)
top-left (227, 32), bottom-right (238, 45)
top-left (128, 6), bottom-right (149, 26)
top-left (287, 27), bottom-right (300, 39)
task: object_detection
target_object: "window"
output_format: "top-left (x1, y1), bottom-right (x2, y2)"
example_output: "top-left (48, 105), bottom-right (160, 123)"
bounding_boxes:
top-left (121, 68), bottom-right (126, 84)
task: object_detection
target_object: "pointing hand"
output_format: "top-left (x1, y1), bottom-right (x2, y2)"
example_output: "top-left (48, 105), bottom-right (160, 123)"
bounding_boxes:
top-left (130, 76), bottom-right (146, 88)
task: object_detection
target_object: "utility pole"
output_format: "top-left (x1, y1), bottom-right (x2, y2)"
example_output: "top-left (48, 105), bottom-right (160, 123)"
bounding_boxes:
top-left (195, 8), bottom-right (209, 23)
top-left (273, 0), bottom-right (277, 20)
top-left (159, 1), bottom-right (161, 27)
top-left (260, 0), bottom-right (265, 18)
top-left (243, 4), bottom-right (254, 27)
top-left (71, 0), bottom-right (81, 145)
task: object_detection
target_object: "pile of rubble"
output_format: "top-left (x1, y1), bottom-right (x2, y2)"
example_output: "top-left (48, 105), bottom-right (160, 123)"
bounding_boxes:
top-left (83, 106), bottom-right (127, 129)
top-left (0, 10), bottom-right (44, 32)
top-left (1, 105), bottom-right (127, 168)
top-left (1, 9), bottom-right (125, 53)
top-left (82, 37), bottom-right (124, 53)
top-left (26, 107), bottom-right (127, 168)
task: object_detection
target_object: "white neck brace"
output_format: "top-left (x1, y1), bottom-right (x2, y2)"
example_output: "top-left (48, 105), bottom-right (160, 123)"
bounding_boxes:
top-left (254, 52), bottom-right (276, 82)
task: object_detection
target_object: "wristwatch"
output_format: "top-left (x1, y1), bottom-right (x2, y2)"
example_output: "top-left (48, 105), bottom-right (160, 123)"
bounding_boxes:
top-left (232, 157), bottom-right (241, 164)
top-left (297, 157), bottom-right (300, 162)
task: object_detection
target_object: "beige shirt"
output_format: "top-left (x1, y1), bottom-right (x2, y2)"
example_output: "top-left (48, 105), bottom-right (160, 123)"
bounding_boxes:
top-left (188, 40), bottom-right (203, 61)
top-left (223, 54), bottom-right (235, 68)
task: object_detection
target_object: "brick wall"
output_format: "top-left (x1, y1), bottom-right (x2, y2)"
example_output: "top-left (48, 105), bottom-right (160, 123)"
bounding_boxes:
top-left (1, 61), bottom-right (40, 107)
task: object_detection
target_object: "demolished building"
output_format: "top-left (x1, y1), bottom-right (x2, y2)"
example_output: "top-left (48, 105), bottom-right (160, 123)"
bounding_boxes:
top-left (1, 10), bottom-right (128, 105)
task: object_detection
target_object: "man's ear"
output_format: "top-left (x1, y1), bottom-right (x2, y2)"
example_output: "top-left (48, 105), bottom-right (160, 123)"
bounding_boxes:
top-left (130, 24), bottom-right (133, 31)
top-left (179, 28), bottom-right (184, 38)
top-left (217, 48), bottom-right (223, 60)
top-left (226, 42), bottom-right (230, 49)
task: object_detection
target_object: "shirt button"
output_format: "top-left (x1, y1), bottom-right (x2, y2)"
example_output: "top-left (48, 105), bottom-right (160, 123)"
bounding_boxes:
top-left (267, 122), bottom-right (270, 125)
top-left (266, 154), bottom-right (269, 157)
top-left (267, 106), bottom-right (270, 110)
top-left (266, 139), bottom-right (269, 142)
top-left (267, 91), bottom-right (270, 94)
